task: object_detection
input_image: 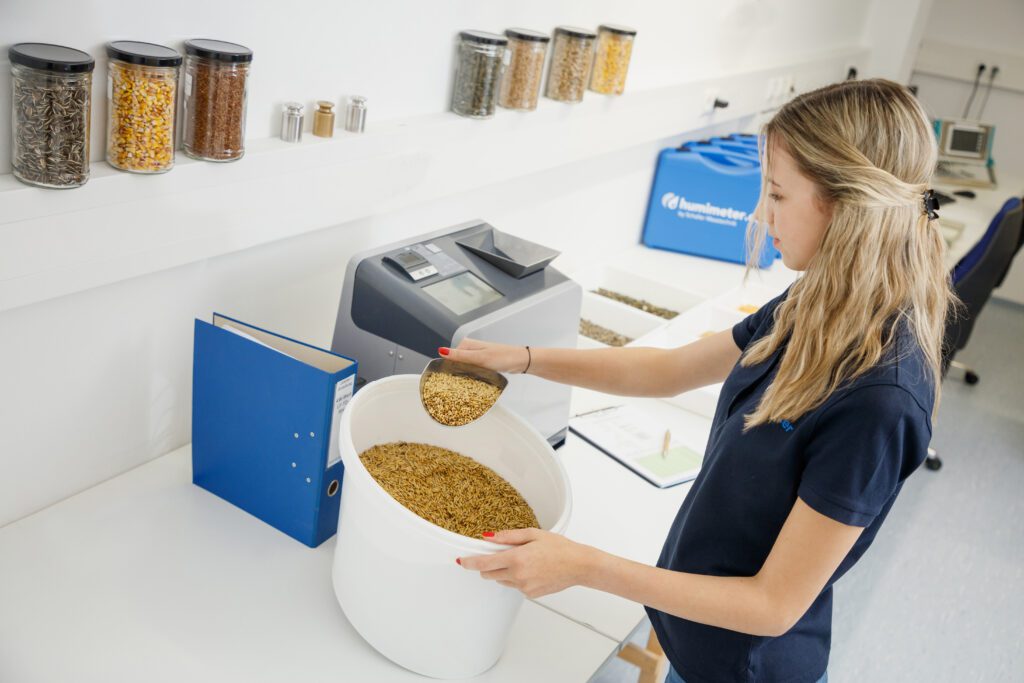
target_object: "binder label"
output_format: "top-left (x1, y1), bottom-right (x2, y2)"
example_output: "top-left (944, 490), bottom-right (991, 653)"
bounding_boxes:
top-left (327, 375), bottom-right (355, 469)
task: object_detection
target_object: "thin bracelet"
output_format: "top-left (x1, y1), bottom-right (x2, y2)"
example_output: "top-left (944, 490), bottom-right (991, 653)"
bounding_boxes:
top-left (522, 346), bottom-right (532, 374)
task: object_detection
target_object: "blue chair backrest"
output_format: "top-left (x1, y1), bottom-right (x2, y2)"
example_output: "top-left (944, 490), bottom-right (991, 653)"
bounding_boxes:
top-left (953, 197), bottom-right (1023, 284)
top-left (945, 196), bottom-right (1024, 355)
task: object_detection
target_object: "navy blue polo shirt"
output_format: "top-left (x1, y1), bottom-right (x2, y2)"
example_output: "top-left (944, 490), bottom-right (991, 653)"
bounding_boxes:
top-left (646, 288), bottom-right (933, 683)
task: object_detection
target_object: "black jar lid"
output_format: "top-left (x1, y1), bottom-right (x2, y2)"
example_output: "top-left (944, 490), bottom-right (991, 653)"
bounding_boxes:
top-left (598, 24), bottom-right (638, 36)
top-left (184, 39), bottom-right (253, 63)
top-left (459, 30), bottom-right (508, 46)
top-left (8, 43), bottom-right (94, 73)
top-left (107, 41), bottom-right (182, 67)
top-left (505, 28), bottom-right (551, 43)
top-left (554, 26), bottom-right (597, 40)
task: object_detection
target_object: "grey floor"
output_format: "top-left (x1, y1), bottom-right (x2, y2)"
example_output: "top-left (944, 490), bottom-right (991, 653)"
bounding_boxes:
top-left (590, 299), bottom-right (1024, 683)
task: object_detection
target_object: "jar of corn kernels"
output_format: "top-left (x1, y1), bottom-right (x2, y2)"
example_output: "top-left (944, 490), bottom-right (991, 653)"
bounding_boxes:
top-left (589, 25), bottom-right (636, 96)
top-left (105, 41), bottom-right (181, 174)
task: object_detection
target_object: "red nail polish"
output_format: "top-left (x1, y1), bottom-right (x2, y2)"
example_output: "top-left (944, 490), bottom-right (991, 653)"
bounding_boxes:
top-left (456, 557), bottom-right (462, 565)
top-left (439, 347), bottom-right (450, 356)
top-left (482, 531), bottom-right (495, 538)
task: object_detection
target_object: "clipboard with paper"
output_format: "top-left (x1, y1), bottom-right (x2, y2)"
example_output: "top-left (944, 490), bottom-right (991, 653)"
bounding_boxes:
top-left (568, 403), bottom-right (704, 488)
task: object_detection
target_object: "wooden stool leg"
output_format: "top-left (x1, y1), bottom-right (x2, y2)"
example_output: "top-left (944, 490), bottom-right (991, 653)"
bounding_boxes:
top-left (617, 627), bottom-right (667, 683)
top-left (646, 627), bottom-right (664, 657)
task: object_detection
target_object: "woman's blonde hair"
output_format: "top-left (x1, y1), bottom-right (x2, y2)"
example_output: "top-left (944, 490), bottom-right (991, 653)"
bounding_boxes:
top-left (742, 78), bottom-right (954, 429)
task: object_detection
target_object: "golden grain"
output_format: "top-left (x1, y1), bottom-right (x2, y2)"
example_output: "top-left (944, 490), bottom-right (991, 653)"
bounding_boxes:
top-left (422, 372), bottom-right (501, 426)
top-left (360, 441), bottom-right (539, 538)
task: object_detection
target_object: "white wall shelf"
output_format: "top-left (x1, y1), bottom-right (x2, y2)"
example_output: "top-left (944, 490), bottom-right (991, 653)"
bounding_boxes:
top-left (0, 46), bottom-right (864, 315)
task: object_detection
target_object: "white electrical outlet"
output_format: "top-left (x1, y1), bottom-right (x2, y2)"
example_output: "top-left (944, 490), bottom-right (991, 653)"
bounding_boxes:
top-left (703, 87), bottom-right (720, 114)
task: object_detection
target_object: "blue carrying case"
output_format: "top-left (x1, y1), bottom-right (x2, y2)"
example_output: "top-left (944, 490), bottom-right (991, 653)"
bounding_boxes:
top-left (642, 143), bottom-right (776, 267)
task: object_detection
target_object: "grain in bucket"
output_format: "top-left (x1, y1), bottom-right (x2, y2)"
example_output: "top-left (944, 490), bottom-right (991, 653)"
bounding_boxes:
top-left (359, 441), bottom-right (538, 538)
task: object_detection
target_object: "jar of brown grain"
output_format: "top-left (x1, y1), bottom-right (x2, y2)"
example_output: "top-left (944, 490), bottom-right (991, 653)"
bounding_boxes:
top-left (498, 28), bottom-right (550, 111)
top-left (182, 39), bottom-right (253, 162)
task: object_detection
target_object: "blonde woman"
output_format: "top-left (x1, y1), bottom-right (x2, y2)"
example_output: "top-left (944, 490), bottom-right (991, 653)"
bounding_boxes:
top-left (449, 79), bottom-right (951, 683)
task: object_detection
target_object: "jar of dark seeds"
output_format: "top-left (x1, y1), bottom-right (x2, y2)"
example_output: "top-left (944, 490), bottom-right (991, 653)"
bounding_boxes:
top-left (182, 39), bottom-right (253, 162)
top-left (499, 28), bottom-right (550, 111)
top-left (106, 41), bottom-right (182, 174)
top-left (9, 43), bottom-right (94, 189)
top-left (589, 25), bottom-right (636, 96)
top-left (451, 30), bottom-right (508, 119)
top-left (545, 27), bottom-right (596, 103)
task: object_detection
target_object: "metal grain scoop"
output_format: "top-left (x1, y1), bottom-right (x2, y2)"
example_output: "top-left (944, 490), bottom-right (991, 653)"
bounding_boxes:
top-left (419, 358), bottom-right (508, 427)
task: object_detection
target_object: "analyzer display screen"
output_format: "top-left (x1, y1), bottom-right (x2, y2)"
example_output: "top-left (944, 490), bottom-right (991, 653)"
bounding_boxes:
top-left (950, 129), bottom-right (984, 155)
top-left (423, 272), bottom-right (503, 315)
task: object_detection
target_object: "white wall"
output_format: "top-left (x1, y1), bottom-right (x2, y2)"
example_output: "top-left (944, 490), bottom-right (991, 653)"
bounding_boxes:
top-left (860, 0), bottom-right (934, 82)
top-left (0, 0), bottom-right (916, 526)
top-left (909, 0), bottom-right (1024, 304)
top-left (920, 0), bottom-right (1022, 51)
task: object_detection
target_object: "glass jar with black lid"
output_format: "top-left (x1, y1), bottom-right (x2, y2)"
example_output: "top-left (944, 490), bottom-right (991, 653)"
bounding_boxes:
top-left (9, 43), bottom-right (94, 188)
top-left (451, 30), bottom-right (508, 119)
top-left (106, 41), bottom-right (182, 174)
top-left (545, 26), bottom-right (596, 103)
top-left (182, 39), bottom-right (253, 162)
top-left (499, 28), bottom-right (550, 111)
top-left (589, 25), bottom-right (637, 95)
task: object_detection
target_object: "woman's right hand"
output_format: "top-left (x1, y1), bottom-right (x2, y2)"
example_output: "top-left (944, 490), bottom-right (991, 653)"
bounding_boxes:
top-left (440, 338), bottom-right (531, 374)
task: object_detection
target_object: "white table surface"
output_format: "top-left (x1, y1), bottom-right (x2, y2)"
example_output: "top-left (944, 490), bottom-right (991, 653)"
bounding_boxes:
top-left (0, 448), bottom-right (620, 683)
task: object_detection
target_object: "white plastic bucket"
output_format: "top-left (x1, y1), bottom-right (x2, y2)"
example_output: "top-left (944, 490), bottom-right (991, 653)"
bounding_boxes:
top-left (331, 375), bottom-right (572, 679)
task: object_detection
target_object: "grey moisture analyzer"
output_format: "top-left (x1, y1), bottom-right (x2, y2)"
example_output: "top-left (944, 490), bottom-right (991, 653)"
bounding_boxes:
top-left (332, 220), bottom-right (582, 448)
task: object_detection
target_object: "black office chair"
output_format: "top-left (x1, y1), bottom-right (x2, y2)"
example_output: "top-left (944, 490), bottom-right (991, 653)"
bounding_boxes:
top-left (926, 197), bottom-right (1024, 471)
top-left (994, 197), bottom-right (1024, 289)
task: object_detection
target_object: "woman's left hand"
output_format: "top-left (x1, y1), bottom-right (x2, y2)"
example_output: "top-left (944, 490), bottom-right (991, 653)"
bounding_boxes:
top-left (457, 528), bottom-right (598, 599)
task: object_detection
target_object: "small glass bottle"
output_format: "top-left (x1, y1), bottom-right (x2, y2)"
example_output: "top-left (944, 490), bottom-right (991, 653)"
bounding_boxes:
top-left (499, 28), bottom-right (550, 111)
top-left (545, 27), bottom-right (596, 103)
top-left (451, 30), bottom-right (508, 119)
top-left (9, 43), bottom-right (94, 189)
top-left (106, 41), bottom-right (182, 174)
top-left (313, 101), bottom-right (335, 137)
top-left (182, 39), bottom-right (253, 162)
top-left (589, 25), bottom-right (637, 95)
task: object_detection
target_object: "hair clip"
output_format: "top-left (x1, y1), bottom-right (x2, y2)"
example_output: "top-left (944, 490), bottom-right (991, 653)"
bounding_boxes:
top-left (922, 189), bottom-right (940, 220)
